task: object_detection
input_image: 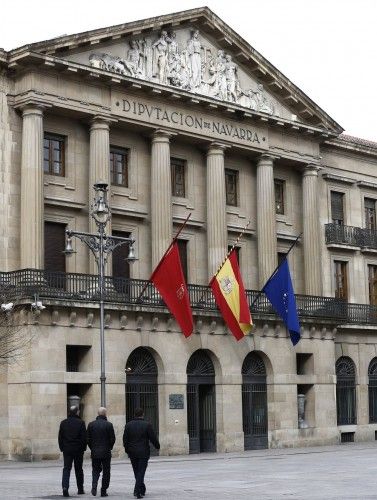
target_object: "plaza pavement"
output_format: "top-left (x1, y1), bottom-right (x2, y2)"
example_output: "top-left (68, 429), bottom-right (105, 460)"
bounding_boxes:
top-left (0, 442), bottom-right (377, 499)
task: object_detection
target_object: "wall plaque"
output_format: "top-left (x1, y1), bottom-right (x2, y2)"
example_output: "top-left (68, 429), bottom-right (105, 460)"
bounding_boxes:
top-left (169, 394), bottom-right (184, 409)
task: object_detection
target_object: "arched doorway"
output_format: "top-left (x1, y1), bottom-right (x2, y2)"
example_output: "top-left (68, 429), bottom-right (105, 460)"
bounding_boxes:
top-left (187, 350), bottom-right (216, 454)
top-left (368, 358), bottom-right (377, 423)
top-left (125, 347), bottom-right (159, 453)
top-left (336, 356), bottom-right (356, 425)
top-left (242, 352), bottom-right (268, 450)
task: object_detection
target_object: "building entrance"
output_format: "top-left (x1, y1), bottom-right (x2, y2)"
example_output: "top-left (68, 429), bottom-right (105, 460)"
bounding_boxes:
top-left (187, 350), bottom-right (216, 453)
top-left (242, 352), bottom-right (268, 450)
top-left (125, 347), bottom-right (159, 454)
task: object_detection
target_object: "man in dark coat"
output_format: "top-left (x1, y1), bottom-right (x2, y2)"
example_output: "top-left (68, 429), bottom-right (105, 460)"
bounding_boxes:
top-left (58, 405), bottom-right (87, 497)
top-left (123, 407), bottom-right (160, 499)
top-left (87, 407), bottom-right (116, 497)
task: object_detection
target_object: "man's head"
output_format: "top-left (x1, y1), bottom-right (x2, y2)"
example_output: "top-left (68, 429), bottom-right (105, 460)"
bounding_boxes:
top-left (98, 407), bottom-right (107, 417)
top-left (134, 407), bottom-right (144, 418)
top-left (69, 405), bottom-right (79, 416)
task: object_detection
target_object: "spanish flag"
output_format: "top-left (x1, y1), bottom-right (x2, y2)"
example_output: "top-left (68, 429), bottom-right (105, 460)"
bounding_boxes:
top-left (210, 249), bottom-right (252, 341)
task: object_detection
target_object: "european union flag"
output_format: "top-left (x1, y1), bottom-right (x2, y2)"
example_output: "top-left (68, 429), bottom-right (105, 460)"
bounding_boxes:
top-left (262, 259), bottom-right (301, 345)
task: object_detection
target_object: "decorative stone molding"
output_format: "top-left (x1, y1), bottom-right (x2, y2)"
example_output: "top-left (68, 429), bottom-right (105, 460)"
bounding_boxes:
top-left (120, 314), bottom-right (128, 329)
top-left (69, 311), bottom-right (77, 327)
top-left (151, 316), bottom-right (159, 331)
top-left (87, 312), bottom-right (94, 328)
top-left (88, 29), bottom-right (277, 115)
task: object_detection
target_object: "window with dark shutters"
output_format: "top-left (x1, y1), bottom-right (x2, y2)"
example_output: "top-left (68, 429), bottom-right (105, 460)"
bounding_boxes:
top-left (334, 260), bottom-right (348, 300)
top-left (177, 239), bottom-right (188, 283)
top-left (112, 231), bottom-right (130, 279)
top-left (331, 191), bottom-right (344, 225)
top-left (44, 222), bottom-right (66, 273)
top-left (365, 198), bottom-right (376, 230)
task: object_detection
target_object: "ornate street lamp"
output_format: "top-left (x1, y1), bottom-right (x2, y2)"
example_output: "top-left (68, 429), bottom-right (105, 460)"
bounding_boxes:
top-left (64, 181), bottom-right (137, 406)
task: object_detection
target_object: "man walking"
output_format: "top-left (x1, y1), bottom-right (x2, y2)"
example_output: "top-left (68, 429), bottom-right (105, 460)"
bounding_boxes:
top-left (87, 407), bottom-right (116, 497)
top-left (123, 408), bottom-right (160, 499)
top-left (58, 405), bottom-right (87, 497)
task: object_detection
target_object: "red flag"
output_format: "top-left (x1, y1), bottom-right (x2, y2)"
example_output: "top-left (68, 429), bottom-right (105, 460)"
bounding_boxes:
top-left (151, 242), bottom-right (193, 337)
top-left (210, 249), bottom-right (253, 341)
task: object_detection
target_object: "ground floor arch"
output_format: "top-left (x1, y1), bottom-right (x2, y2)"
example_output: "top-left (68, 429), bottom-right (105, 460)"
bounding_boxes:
top-left (242, 351), bottom-right (268, 450)
top-left (125, 347), bottom-right (159, 453)
top-left (186, 350), bottom-right (216, 454)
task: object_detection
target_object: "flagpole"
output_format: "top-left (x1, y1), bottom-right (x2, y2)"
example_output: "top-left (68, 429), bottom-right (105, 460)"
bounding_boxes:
top-left (196, 220), bottom-right (251, 305)
top-left (251, 232), bottom-right (302, 308)
top-left (137, 213), bottom-right (192, 301)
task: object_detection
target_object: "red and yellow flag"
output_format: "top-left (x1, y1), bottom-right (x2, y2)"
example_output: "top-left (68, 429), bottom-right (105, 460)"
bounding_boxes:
top-left (210, 249), bottom-right (252, 341)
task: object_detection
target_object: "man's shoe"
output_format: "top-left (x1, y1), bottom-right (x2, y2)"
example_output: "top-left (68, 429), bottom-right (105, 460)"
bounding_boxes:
top-left (62, 489), bottom-right (69, 498)
top-left (136, 495), bottom-right (143, 499)
top-left (78, 489), bottom-right (85, 495)
top-left (91, 485), bottom-right (97, 496)
top-left (100, 490), bottom-right (108, 497)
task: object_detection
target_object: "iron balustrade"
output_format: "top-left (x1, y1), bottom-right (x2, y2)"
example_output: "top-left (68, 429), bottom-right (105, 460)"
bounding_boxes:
top-left (325, 223), bottom-right (377, 249)
top-left (2, 268), bottom-right (377, 325)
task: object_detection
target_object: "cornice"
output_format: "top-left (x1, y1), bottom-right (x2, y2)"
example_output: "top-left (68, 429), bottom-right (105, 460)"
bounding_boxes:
top-left (324, 138), bottom-right (377, 158)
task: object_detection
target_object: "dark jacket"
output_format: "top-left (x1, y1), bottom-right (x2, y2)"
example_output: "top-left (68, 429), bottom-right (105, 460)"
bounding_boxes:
top-left (58, 414), bottom-right (87, 455)
top-left (87, 415), bottom-right (116, 459)
top-left (123, 417), bottom-right (160, 458)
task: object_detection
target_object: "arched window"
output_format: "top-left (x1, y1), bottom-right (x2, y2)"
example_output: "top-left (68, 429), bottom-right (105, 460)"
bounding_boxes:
top-left (242, 352), bottom-right (268, 450)
top-left (336, 356), bottom-right (356, 425)
top-left (368, 358), bottom-right (377, 423)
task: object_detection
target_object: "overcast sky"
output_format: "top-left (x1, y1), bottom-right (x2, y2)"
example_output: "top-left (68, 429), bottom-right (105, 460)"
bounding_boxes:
top-left (1, 0), bottom-right (376, 141)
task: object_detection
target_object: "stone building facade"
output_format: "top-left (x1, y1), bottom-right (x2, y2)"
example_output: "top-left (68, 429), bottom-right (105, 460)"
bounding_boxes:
top-left (1, 7), bottom-right (377, 460)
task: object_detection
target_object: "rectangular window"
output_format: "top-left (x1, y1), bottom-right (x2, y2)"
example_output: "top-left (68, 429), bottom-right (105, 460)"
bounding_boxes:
top-left (110, 147), bottom-right (129, 187)
top-left (43, 133), bottom-right (65, 176)
top-left (274, 179), bottom-right (285, 214)
top-left (225, 168), bottom-right (238, 206)
top-left (177, 239), bottom-right (188, 283)
top-left (365, 198), bottom-right (376, 230)
top-left (368, 264), bottom-right (377, 305)
top-left (44, 222), bottom-right (66, 273)
top-left (112, 230), bottom-right (131, 295)
top-left (171, 157), bottom-right (186, 197)
top-left (331, 191), bottom-right (344, 225)
top-left (334, 260), bottom-right (348, 300)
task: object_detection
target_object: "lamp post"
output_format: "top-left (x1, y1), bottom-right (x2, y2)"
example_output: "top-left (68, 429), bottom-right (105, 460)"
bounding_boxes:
top-left (64, 181), bottom-right (137, 407)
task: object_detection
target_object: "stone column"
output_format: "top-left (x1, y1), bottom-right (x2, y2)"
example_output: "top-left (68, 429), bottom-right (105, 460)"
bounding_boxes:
top-left (151, 129), bottom-right (173, 268)
top-left (302, 164), bottom-right (321, 295)
top-left (89, 117), bottom-right (111, 274)
top-left (256, 154), bottom-right (277, 287)
top-left (20, 105), bottom-right (44, 269)
top-left (207, 142), bottom-right (227, 278)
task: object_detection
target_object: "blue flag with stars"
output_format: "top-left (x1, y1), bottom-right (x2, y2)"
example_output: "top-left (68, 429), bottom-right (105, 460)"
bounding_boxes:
top-left (262, 259), bottom-right (301, 345)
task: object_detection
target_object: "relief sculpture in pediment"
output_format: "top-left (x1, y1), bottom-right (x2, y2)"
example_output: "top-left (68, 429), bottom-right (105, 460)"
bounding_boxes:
top-left (88, 28), bottom-right (277, 115)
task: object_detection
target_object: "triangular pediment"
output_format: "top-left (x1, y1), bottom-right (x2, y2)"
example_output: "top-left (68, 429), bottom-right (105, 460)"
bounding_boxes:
top-left (7, 7), bottom-right (343, 133)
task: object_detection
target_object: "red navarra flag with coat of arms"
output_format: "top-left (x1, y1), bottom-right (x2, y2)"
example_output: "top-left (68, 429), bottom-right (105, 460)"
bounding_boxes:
top-left (151, 242), bottom-right (193, 338)
top-left (210, 249), bottom-right (253, 341)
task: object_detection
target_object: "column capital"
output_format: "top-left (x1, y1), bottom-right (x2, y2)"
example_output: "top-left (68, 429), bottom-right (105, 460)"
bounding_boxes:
top-left (20, 104), bottom-right (45, 118)
top-left (257, 153), bottom-right (279, 164)
top-left (303, 163), bottom-right (321, 176)
top-left (90, 115), bottom-right (113, 131)
top-left (207, 141), bottom-right (228, 156)
top-left (151, 128), bottom-right (176, 143)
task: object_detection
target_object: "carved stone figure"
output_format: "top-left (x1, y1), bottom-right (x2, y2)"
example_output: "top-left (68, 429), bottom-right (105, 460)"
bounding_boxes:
top-left (224, 54), bottom-right (239, 102)
top-left (246, 83), bottom-right (275, 114)
top-left (152, 30), bottom-right (169, 85)
top-left (88, 28), bottom-right (280, 117)
top-left (126, 40), bottom-right (144, 77)
top-left (186, 29), bottom-right (202, 89)
top-left (143, 38), bottom-right (153, 80)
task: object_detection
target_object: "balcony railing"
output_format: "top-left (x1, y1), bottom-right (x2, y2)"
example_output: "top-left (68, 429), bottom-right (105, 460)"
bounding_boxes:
top-left (325, 223), bottom-right (377, 249)
top-left (2, 268), bottom-right (377, 326)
